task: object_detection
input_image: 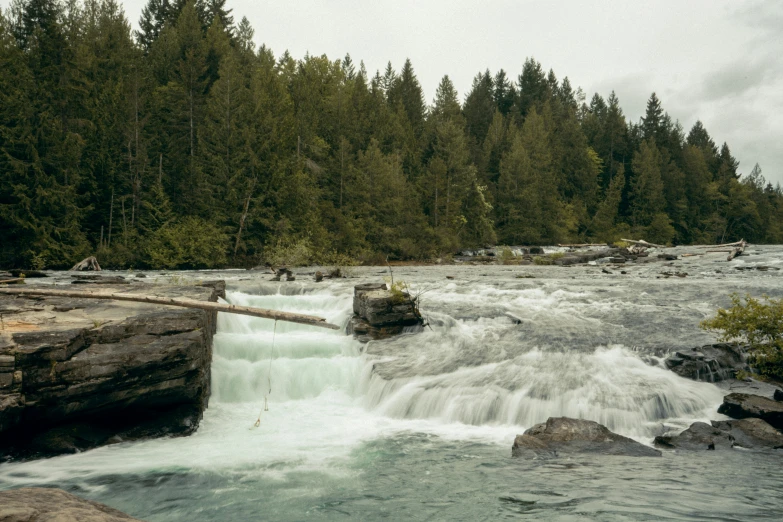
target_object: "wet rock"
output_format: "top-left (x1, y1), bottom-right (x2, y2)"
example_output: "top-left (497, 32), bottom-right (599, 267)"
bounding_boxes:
top-left (0, 281), bottom-right (224, 460)
top-left (529, 247), bottom-right (544, 255)
top-left (347, 283), bottom-right (423, 342)
top-left (71, 274), bottom-right (129, 284)
top-left (665, 343), bottom-right (748, 382)
top-left (775, 389), bottom-right (783, 402)
top-left (0, 487), bottom-right (141, 521)
top-left (511, 417), bottom-right (661, 458)
top-left (654, 418), bottom-right (783, 450)
top-left (9, 269), bottom-right (48, 278)
top-left (657, 254), bottom-right (678, 261)
top-left (554, 249), bottom-right (619, 266)
top-left (271, 267), bottom-right (295, 281)
top-left (718, 393), bottom-right (783, 430)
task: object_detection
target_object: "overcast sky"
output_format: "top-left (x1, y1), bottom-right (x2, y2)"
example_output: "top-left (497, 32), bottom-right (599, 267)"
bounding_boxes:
top-left (6, 0), bottom-right (783, 185)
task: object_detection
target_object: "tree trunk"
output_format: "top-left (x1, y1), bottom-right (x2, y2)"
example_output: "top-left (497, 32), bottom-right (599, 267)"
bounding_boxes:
top-left (0, 287), bottom-right (340, 330)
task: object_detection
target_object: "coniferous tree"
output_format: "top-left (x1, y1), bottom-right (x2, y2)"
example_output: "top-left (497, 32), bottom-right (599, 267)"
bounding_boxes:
top-left (2, 4), bottom-right (781, 268)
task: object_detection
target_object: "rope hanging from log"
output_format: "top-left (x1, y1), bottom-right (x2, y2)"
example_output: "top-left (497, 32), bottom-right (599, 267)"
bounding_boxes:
top-left (254, 319), bottom-right (277, 428)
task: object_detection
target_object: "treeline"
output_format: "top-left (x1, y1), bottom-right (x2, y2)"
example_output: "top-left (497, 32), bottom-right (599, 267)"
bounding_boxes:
top-left (2, 0), bottom-right (782, 269)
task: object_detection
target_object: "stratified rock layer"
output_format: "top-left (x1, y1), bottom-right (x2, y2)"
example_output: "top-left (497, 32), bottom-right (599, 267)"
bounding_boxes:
top-left (0, 280), bottom-right (224, 459)
top-left (0, 487), bottom-right (141, 521)
top-left (347, 283), bottom-right (422, 342)
top-left (512, 417), bottom-right (661, 457)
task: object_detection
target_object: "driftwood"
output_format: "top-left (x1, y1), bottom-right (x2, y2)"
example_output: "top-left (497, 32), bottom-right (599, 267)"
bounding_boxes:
top-left (557, 243), bottom-right (606, 248)
top-left (727, 240), bottom-right (747, 261)
top-left (620, 239), bottom-right (666, 249)
top-left (0, 287), bottom-right (340, 330)
top-left (704, 239), bottom-right (746, 261)
top-left (0, 278), bottom-right (24, 285)
top-left (70, 256), bottom-right (101, 271)
top-left (681, 253), bottom-right (704, 257)
top-left (706, 240), bottom-right (746, 248)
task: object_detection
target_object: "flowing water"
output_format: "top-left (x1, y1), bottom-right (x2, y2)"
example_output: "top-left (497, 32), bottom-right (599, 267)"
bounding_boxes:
top-left (1, 246), bottom-right (783, 520)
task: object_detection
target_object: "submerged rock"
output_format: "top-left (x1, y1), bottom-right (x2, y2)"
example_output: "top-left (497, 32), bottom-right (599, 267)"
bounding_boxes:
top-left (665, 343), bottom-right (748, 382)
top-left (718, 393), bottom-right (783, 430)
top-left (0, 487), bottom-right (140, 521)
top-left (654, 418), bottom-right (783, 450)
top-left (347, 283), bottom-right (423, 342)
top-left (511, 417), bottom-right (661, 458)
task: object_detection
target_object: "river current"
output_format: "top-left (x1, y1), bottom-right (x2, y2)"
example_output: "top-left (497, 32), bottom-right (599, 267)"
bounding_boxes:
top-left (1, 246), bottom-right (782, 520)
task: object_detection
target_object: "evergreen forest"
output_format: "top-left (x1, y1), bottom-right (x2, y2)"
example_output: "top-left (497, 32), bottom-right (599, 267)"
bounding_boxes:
top-left (2, 0), bottom-right (782, 269)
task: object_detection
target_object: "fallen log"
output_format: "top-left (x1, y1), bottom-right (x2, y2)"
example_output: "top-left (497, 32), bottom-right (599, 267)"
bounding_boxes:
top-left (557, 243), bottom-right (606, 248)
top-left (727, 240), bottom-right (747, 261)
top-left (711, 240), bottom-right (746, 248)
top-left (0, 278), bottom-right (24, 285)
top-left (0, 287), bottom-right (340, 330)
top-left (620, 239), bottom-right (666, 249)
top-left (70, 256), bottom-right (101, 271)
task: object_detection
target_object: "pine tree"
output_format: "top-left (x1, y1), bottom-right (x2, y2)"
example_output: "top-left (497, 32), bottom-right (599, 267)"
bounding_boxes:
top-left (630, 139), bottom-right (674, 243)
top-left (589, 164), bottom-right (625, 242)
top-left (137, 0), bottom-right (171, 51)
top-left (493, 69), bottom-right (515, 115)
top-left (516, 57), bottom-right (548, 118)
top-left (463, 70), bottom-right (494, 145)
top-left (641, 92), bottom-right (664, 142)
top-left (497, 108), bottom-right (570, 244)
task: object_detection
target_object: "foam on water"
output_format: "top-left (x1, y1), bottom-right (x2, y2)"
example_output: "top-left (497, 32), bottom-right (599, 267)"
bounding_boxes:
top-left (0, 282), bottom-right (729, 489)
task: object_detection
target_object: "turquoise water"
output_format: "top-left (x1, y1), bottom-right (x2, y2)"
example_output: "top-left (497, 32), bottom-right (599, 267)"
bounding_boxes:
top-left (1, 247), bottom-right (782, 520)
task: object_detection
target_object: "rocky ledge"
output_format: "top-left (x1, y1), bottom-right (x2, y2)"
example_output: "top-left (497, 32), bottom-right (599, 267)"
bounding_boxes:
top-left (512, 417), bottom-right (661, 458)
top-left (718, 392), bottom-right (783, 430)
top-left (0, 487), bottom-right (141, 521)
top-left (654, 418), bottom-right (783, 451)
top-left (0, 279), bottom-right (224, 459)
top-left (347, 283), bottom-right (423, 342)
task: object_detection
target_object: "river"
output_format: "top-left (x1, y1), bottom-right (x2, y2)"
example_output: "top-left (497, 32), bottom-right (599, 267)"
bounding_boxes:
top-left (1, 245), bottom-right (782, 520)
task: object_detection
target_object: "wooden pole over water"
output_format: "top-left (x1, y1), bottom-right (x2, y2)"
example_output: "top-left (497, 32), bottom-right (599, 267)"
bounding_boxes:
top-left (0, 287), bottom-right (341, 330)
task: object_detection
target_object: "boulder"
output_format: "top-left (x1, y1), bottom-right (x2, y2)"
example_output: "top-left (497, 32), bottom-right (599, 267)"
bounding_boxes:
top-left (665, 343), bottom-right (747, 382)
top-left (511, 417), bottom-right (661, 458)
top-left (0, 281), bottom-right (224, 460)
top-left (718, 393), bottom-right (783, 430)
top-left (348, 283), bottom-right (422, 342)
top-left (775, 389), bottom-right (783, 402)
top-left (654, 418), bottom-right (783, 450)
top-left (0, 487), bottom-right (140, 521)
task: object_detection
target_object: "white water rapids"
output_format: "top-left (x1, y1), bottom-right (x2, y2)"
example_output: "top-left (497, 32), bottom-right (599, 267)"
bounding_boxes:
top-left (1, 248), bottom-right (782, 520)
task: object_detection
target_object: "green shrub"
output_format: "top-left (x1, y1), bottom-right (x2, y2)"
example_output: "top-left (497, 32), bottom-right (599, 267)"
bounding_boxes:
top-left (700, 293), bottom-right (783, 381)
top-left (499, 247), bottom-right (517, 265)
top-left (146, 217), bottom-right (228, 269)
top-left (532, 252), bottom-right (564, 265)
top-left (263, 237), bottom-right (314, 267)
